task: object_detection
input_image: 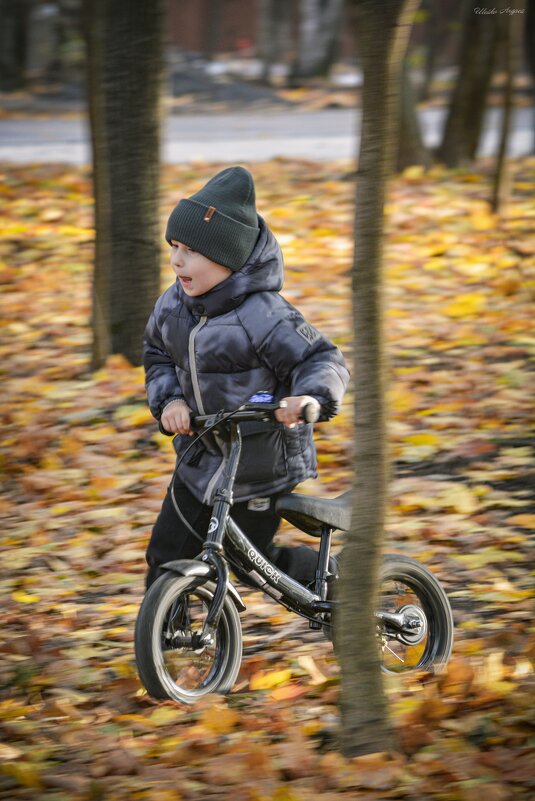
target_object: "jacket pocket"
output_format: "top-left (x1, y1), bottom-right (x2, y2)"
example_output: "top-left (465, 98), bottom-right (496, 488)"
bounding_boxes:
top-left (173, 434), bottom-right (204, 467)
top-left (235, 421), bottom-right (288, 485)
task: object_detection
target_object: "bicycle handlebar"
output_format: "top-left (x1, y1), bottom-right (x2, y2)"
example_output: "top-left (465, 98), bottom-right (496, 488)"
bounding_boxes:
top-left (158, 400), bottom-right (320, 437)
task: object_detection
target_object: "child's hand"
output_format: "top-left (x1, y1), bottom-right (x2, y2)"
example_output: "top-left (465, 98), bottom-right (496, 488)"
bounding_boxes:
top-left (161, 400), bottom-right (192, 435)
top-left (275, 396), bottom-right (320, 428)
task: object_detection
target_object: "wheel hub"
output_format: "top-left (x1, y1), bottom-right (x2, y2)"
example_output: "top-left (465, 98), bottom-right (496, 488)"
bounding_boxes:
top-left (394, 604), bottom-right (427, 645)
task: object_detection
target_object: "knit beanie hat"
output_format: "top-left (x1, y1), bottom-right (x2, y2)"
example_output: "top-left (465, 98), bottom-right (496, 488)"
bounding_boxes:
top-left (165, 166), bottom-right (260, 271)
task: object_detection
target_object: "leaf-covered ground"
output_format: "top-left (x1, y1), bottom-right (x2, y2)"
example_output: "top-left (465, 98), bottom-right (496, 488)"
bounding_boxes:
top-left (0, 158), bottom-right (534, 800)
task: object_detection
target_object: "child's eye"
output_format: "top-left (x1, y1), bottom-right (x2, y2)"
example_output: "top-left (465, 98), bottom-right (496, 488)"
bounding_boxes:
top-left (187, 247), bottom-right (196, 254)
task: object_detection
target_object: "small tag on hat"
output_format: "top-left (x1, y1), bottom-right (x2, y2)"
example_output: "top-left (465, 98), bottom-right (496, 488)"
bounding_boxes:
top-left (204, 206), bottom-right (216, 222)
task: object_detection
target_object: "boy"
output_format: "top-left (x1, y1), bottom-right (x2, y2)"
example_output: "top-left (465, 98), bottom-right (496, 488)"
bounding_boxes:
top-left (144, 166), bottom-right (349, 590)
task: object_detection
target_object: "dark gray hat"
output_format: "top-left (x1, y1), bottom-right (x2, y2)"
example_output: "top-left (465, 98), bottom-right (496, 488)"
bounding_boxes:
top-left (165, 166), bottom-right (260, 270)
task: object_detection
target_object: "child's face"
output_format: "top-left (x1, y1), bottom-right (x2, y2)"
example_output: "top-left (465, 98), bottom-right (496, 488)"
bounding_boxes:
top-left (170, 241), bottom-right (232, 297)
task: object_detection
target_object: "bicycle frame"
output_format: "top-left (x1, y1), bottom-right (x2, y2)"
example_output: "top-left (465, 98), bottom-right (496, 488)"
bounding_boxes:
top-left (183, 416), bottom-right (333, 645)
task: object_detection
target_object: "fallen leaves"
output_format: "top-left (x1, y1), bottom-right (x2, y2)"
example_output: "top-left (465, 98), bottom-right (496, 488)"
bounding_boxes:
top-left (0, 158), bottom-right (534, 800)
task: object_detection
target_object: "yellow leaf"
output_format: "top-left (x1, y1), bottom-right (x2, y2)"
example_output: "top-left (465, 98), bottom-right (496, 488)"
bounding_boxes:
top-left (402, 165), bottom-right (425, 180)
top-left (0, 762), bottom-right (42, 790)
top-left (250, 669), bottom-right (293, 691)
top-left (12, 590), bottom-right (40, 604)
top-left (404, 433), bottom-right (441, 447)
top-left (40, 453), bottom-right (63, 470)
top-left (149, 707), bottom-right (182, 726)
top-left (422, 258), bottom-right (445, 271)
top-left (40, 208), bottom-right (64, 222)
top-left (270, 684), bottom-right (309, 701)
top-left (114, 405), bottom-right (153, 426)
top-left (470, 209), bottom-right (496, 230)
top-left (388, 386), bottom-right (419, 413)
top-left (199, 703), bottom-right (239, 734)
top-left (442, 292), bottom-right (486, 317)
top-left (272, 787), bottom-right (302, 801)
top-left (454, 260), bottom-right (492, 279)
top-left (441, 485), bottom-right (478, 515)
top-left (507, 514), bottom-right (535, 529)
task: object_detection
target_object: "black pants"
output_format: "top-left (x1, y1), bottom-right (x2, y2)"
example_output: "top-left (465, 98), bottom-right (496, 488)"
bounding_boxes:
top-left (145, 478), bottom-right (320, 590)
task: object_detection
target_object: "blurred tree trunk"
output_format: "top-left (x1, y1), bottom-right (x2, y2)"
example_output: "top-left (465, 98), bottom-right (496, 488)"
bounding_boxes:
top-left (204, 0), bottom-right (223, 61)
top-left (526, 0), bottom-right (535, 151)
top-left (0, 0), bottom-right (30, 90)
top-left (418, 0), bottom-right (440, 101)
top-left (397, 56), bottom-right (431, 171)
top-left (491, 0), bottom-right (522, 212)
top-left (83, 0), bottom-right (164, 369)
top-left (437, 0), bottom-right (500, 166)
top-left (289, 0), bottom-right (344, 83)
top-left (337, 0), bottom-right (419, 758)
top-left (258, 0), bottom-right (292, 83)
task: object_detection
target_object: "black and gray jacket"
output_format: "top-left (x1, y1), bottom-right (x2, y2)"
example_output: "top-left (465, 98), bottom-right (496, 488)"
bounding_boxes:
top-left (143, 217), bottom-right (349, 504)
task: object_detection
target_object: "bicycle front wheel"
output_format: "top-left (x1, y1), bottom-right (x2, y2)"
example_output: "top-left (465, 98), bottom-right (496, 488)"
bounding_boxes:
top-left (134, 573), bottom-right (243, 703)
top-left (378, 554), bottom-right (453, 674)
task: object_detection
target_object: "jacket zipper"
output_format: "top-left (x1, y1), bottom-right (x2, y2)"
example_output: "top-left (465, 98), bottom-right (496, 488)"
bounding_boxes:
top-left (189, 315), bottom-right (207, 414)
top-left (188, 314), bottom-right (228, 504)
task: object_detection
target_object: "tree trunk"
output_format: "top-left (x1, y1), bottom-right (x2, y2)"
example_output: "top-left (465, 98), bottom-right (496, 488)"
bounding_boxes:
top-left (437, 0), bottom-right (500, 166)
top-left (337, 0), bottom-right (419, 758)
top-left (418, 0), bottom-right (440, 101)
top-left (491, 0), bottom-right (521, 212)
top-left (525, 0), bottom-right (535, 152)
top-left (397, 56), bottom-right (431, 171)
top-left (83, 0), bottom-right (164, 369)
top-left (204, 0), bottom-right (223, 62)
top-left (0, 0), bottom-right (30, 90)
top-left (289, 0), bottom-right (345, 82)
top-left (257, 0), bottom-right (292, 84)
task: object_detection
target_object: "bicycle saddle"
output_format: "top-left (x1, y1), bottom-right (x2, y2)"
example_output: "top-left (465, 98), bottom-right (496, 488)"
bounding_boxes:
top-left (275, 491), bottom-right (351, 537)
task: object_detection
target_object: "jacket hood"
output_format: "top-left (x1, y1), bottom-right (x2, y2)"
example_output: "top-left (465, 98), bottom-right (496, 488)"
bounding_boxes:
top-left (178, 216), bottom-right (284, 317)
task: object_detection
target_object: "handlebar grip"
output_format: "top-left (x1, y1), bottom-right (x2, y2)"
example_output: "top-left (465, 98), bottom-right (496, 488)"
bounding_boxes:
top-left (301, 401), bottom-right (320, 424)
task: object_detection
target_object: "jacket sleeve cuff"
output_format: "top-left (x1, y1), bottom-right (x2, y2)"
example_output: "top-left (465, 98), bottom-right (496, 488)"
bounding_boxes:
top-left (313, 395), bottom-right (340, 422)
top-left (159, 396), bottom-right (186, 419)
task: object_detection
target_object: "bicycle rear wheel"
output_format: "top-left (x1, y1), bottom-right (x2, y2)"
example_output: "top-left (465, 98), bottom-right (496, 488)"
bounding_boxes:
top-left (135, 573), bottom-right (243, 702)
top-left (378, 554), bottom-right (453, 674)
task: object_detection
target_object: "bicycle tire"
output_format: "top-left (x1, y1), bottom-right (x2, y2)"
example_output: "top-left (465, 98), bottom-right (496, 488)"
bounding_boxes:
top-left (134, 573), bottom-right (243, 702)
top-left (379, 554), bottom-right (453, 674)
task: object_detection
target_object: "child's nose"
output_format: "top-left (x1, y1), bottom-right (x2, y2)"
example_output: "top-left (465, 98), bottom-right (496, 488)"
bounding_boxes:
top-left (170, 247), bottom-right (182, 268)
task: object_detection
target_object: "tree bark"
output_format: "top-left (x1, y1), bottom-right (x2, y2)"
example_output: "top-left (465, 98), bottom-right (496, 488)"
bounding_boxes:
top-left (337, 0), bottom-right (419, 758)
top-left (491, 0), bottom-right (522, 212)
top-left (0, 0), bottom-right (31, 90)
top-left (289, 0), bottom-right (345, 82)
top-left (397, 56), bottom-right (431, 171)
top-left (525, 0), bottom-right (535, 152)
top-left (204, 0), bottom-right (223, 62)
top-left (418, 0), bottom-right (440, 101)
top-left (437, 0), bottom-right (500, 166)
top-left (83, 0), bottom-right (164, 368)
top-left (257, 0), bottom-right (292, 84)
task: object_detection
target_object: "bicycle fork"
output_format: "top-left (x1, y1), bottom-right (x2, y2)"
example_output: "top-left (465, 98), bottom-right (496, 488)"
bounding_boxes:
top-left (197, 419), bottom-right (243, 646)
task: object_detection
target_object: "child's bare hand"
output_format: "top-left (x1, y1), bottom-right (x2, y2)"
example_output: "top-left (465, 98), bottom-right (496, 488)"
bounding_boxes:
top-left (161, 400), bottom-right (192, 435)
top-left (275, 396), bottom-right (320, 428)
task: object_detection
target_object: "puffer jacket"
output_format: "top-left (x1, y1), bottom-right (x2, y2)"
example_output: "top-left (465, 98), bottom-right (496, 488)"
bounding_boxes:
top-left (143, 217), bottom-right (349, 504)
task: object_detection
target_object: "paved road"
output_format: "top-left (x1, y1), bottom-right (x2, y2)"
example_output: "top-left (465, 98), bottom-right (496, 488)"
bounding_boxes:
top-left (0, 107), bottom-right (532, 164)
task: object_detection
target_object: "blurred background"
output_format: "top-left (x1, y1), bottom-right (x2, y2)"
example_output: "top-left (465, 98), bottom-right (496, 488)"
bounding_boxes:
top-left (0, 0), bottom-right (533, 133)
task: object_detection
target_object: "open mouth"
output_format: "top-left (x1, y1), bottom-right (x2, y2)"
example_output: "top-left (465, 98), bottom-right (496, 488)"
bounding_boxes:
top-left (179, 276), bottom-right (193, 286)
